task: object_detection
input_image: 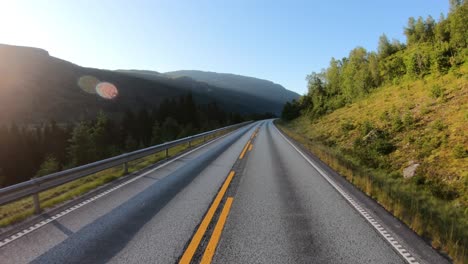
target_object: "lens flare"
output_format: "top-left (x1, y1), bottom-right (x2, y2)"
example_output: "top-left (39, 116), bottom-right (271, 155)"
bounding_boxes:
top-left (96, 82), bottom-right (118, 99)
top-left (78, 75), bottom-right (99, 94)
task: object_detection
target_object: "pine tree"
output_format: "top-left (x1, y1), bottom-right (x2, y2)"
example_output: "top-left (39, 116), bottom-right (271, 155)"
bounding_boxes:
top-left (36, 156), bottom-right (60, 177)
top-left (68, 122), bottom-right (95, 166)
top-left (150, 121), bottom-right (162, 145)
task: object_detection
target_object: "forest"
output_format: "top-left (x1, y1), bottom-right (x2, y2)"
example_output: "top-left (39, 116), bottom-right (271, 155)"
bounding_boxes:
top-left (0, 94), bottom-right (248, 187)
top-left (282, 0), bottom-right (466, 120)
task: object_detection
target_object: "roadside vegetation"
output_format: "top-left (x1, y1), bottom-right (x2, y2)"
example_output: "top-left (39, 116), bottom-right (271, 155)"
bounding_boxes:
top-left (280, 1), bottom-right (467, 263)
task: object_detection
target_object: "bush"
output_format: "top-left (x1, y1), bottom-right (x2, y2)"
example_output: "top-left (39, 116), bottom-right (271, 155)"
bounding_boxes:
top-left (427, 178), bottom-right (459, 200)
top-left (374, 137), bottom-right (396, 155)
top-left (360, 120), bottom-right (374, 135)
top-left (281, 100), bottom-right (302, 121)
top-left (453, 144), bottom-right (468, 158)
top-left (403, 111), bottom-right (415, 128)
top-left (417, 135), bottom-right (443, 158)
top-left (430, 84), bottom-right (445, 98)
top-left (379, 110), bottom-right (391, 122)
top-left (36, 156), bottom-right (60, 177)
top-left (391, 115), bottom-right (404, 132)
top-left (432, 119), bottom-right (447, 131)
top-left (341, 120), bottom-right (355, 133)
top-left (353, 129), bottom-right (395, 168)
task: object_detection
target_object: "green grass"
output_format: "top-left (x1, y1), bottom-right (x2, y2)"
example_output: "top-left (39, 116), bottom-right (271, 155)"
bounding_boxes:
top-left (277, 63), bottom-right (468, 264)
top-left (0, 131), bottom-right (224, 228)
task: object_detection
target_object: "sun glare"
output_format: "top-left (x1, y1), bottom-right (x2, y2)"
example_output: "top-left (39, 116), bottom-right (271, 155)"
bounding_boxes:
top-left (77, 75), bottom-right (99, 94)
top-left (96, 82), bottom-right (119, 100)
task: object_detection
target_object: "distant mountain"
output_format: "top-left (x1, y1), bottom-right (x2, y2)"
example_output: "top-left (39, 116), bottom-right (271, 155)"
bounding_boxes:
top-left (0, 44), bottom-right (293, 124)
top-left (119, 70), bottom-right (300, 114)
top-left (164, 70), bottom-right (299, 106)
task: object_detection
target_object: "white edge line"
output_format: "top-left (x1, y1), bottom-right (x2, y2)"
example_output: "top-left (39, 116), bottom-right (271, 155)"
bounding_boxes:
top-left (272, 123), bottom-right (420, 264)
top-left (0, 123), bottom-right (256, 249)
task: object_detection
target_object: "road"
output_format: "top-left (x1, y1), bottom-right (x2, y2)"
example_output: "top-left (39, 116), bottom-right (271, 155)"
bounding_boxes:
top-left (0, 120), bottom-right (449, 264)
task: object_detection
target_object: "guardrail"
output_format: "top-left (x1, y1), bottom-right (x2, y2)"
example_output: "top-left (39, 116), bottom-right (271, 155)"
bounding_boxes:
top-left (0, 121), bottom-right (252, 214)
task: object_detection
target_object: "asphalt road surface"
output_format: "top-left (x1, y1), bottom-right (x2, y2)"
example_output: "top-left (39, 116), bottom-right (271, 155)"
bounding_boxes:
top-left (0, 120), bottom-right (450, 264)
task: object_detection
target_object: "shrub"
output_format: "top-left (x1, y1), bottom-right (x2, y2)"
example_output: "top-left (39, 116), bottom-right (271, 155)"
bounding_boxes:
top-left (403, 111), bottom-right (415, 128)
top-left (36, 156), bottom-right (60, 177)
top-left (453, 144), bottom-right (468, 158)
top-left (341, 120), bottom-right (355, 133)
top-left (432, 119), bottom-right (447, 131)
top-left (430, 84), bottom-right (445, 98)
top-left (353, 129), bottom-right (395, 168)
top-left (417, 135), bottom-right (443, 158)
top-left (392, 115), bottom-right (404, 132)
top-left (361, 120), bottom-right (374, 135)
top-left (380, 110), bottom-right (391, 122)
top-left (374, 137), bottom-right (396, 155)
top-left (427, 178), bottom-right (459, 200)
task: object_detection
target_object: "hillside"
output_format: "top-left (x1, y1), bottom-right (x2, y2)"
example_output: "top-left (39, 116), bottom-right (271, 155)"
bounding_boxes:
top-left (163, 70), bottom-right (299, 105)
top-left (0, 44), bottom-right (289, 125)
top-left (117, 69), bottom-right (288, 115)
top-left (283, 64), bottom-right (467, 195)
top-left (280, 3), bottom-right (467, 263)
top-left (281, 65), bottom-right (467, 263)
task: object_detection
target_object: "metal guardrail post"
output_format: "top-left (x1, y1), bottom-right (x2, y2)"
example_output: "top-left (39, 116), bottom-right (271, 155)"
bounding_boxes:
top-left (33, 193), bottom-right (41, 214)
top-left (123, 162), bottom-right (128, 175)
top-left (31, 179), bottom-right (41, 214)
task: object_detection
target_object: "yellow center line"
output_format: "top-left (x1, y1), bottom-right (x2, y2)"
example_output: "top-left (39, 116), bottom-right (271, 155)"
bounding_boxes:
top-left (250, 132), bottom-right (256, 139)
top-left (248, 144), bottom-right (253, 151)
top-left (179, 171), bottom-right (236, 264)
top-left (239, 140), bottom-right (251, 159)
top-left (200, 197), bottom-right (234, 264)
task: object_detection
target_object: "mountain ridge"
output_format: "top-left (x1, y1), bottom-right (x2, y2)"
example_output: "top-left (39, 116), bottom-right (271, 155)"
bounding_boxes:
top-left (0, 44), bottom-right (297, 124)
top-left (164, 70), bottom-right (299, 104)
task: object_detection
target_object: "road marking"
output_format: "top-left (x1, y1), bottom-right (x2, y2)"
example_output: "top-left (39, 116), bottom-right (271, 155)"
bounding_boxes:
top-left (0, 126), bottom-right (246, 249)
top-left (248, 144), bottom-right (253, 152)
top-left (200, 197), bottom-right (234, 264)
top-left (179, 171), bottom-right (235, 264)
top-left (180, 127), bottom-right (257, 262)
top-left (238, 140), bottom-right (251, 159)
top-left (273, 124), bottom-right (420, 264)
top-left (250, 127), bottom-right (260, 140)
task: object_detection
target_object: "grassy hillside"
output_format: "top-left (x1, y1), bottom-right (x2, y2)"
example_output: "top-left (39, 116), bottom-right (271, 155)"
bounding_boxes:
top-left (289, 65), bottom-right (467, 186)
top-left (280, 3), bottom-right (467, 262)
top-left (279, 63), bottom-right (467, 262)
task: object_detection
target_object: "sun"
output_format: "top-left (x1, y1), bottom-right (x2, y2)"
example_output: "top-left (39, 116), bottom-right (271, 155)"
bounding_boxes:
top-left (0, 2), bottom-right (52, 50)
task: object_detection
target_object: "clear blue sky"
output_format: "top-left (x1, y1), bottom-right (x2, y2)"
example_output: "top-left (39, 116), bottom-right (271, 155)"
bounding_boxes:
top-left (1, 0), bottom-right (449, 94)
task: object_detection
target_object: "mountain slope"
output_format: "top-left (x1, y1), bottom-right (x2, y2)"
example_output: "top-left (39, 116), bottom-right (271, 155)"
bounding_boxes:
top-left (117, 69), bottom-right (288, 115)
top-left (0, 44), bottom-right (287, 124)
top-left (164, 70), bottom-right (299, 105)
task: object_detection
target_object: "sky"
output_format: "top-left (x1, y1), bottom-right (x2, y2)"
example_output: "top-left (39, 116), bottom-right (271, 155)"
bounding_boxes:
top-left (0, 0), bottom-right (449, 95)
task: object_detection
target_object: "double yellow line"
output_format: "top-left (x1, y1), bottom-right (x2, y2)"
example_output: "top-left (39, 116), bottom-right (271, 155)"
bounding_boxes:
top-left (239, 127), bottom-right (259, 159)
top-left (179, 128), bottom-right (259, 264)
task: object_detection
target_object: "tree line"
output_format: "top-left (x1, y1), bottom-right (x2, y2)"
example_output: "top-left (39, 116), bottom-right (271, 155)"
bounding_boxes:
top-left (0, 94), bottom-right (247, 187)
top-left (283, 0), bottom-right (467, 120)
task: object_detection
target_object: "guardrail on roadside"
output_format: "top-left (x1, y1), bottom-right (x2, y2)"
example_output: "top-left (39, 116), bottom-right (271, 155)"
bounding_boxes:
top-left (0, 121), bottom-right (252, 214)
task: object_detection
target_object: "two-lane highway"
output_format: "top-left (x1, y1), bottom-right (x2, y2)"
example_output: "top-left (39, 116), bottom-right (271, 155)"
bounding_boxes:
top-left (0, 120), bottom-right (449, 263)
